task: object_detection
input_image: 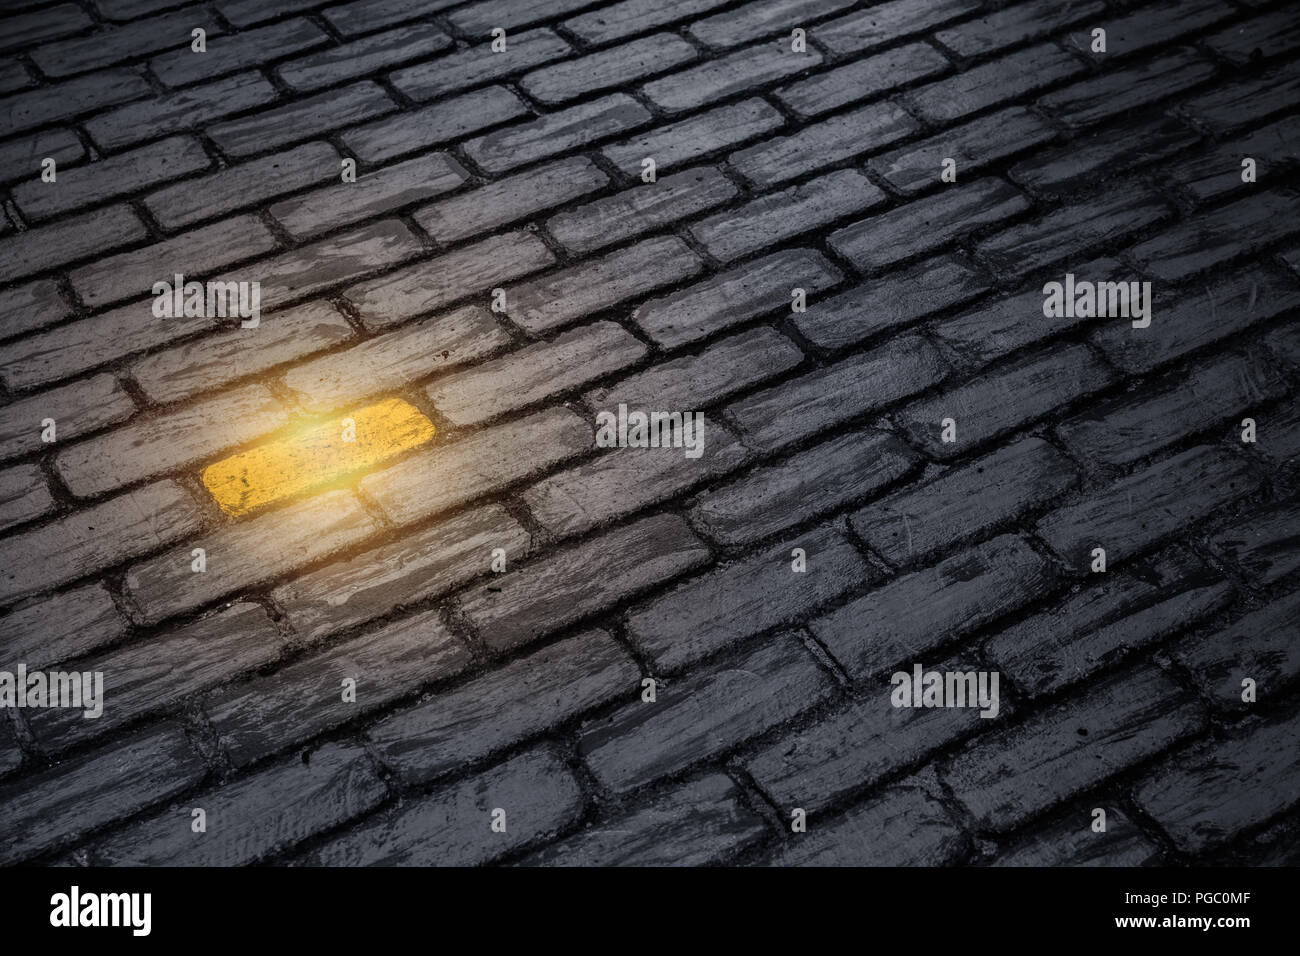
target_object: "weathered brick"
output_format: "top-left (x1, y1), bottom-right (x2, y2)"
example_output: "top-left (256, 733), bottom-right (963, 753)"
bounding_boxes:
top-left (427, 321), bottom-right (646, 427)
top-left (774, 43), bottom-right (948, 119)
top-left (565, 0), bottom-right (727, 44)
top-left (692, 429), bottom-right (918, 546)
top-left (145, 141), bottom-right (339, 231)
top-left (54, 385), bottom-right (289, 498)
top-left (342, 232), bottom-right (552, 331)
top-left (944, 665), bottom-right (1204, 830)
top-left (86, 72), bottom-right (279, 150)
top-left (326, 0), bottom-right (461, 34)
top-left (1210, 501), bottom-right (1300, 586)
top-left (626, 523), bottom-right (871, 671)
top-left (907, 44), bottom-right (1084, 124)
top-left (1037, 446), bottom-right (1261, 571)
top-left (1134, 710), bottom-right (1300, 853)
top-left (813, 535), bottom-right (1050, 680)
top-left (210, 82), bottom-right (395, 158)
top-left (0, 3), bottom-right (93, 52)
top-left (463, 93), bottom-right (649, 174)
top-left (361, 407), bottom-right (592, 525)
top-left (547, 166), bottom-right (736, 254)
top-left (935, 0), bottom-right (1105, 58)
top-left (458, 514), bottom-right (711, 653)
top-left (0, 463), bottom-right (54, 532)
top-left (449, 0), bottom-right (594, 33)
top-left (269, 153), bottom-right (467, 240)
top-left (1256, 394), bottom-right (1300, 466)
top-left (1173, 592), bottom-right (1300, 709)
top-left (150, 19), bottom-right (330, 87)
top-left (632, 247), bottom-right (840, 349)
top-left (1039, 52), bottom-right (1217, 128)
top-left (521, 774), bottom-right (765, 866)
top-left (641, 40), bottom-right (822, 114)
top-left (1204, 11), bottom-right (1300, 66)
top-left (124, 490), bottom-right (380, 625)
top-left (206, 608), bottom-right (472, 766)
top-left (976, 188), bottom-right (1170, 277)
top-left (415, 156), bottom-right (608, 244)
top-left (505, 236), bottom-right (703, 334)
top-left (1166, 114), bottom-right (1300, 206)
top-left (297, 746), bottom-right (583, 865)
top-left (815, 0), bottom-right (980, 54)
top-left (0, 68), bottom-right (151, 138)
top-left (726, 334), bottom-right (948, 451)
top-left (389, 28), bottom-right (572, 101)
top-left (277, 23), bottom-right (452, 92)
top-left (831, 179), bottom-right (1029, 272)
top-left (0, 581), bottom-right (127, 670)
top-left (692, 169), bottom-right (885, 263)
top-left (0, 722), bottom-right (18, 777)
top-left (0, 128), bottom-right (86, 187)
top-left (84, 742), bottom-right (386, 865)
top-left (0, 374), bottom-right (136, 464)
top-left (350, 87), bottom-right (528, 166)
top-left (985, 549), bottom-right (1233, 698)
top-left (899, 343), bottom-right (1117, 456)
top-left (992, 807), bottom-right (1161, 866)
top-left (1058, 350), bottom-right (1287, 467)
top-left (1065, 0), bottom-right (1231, 59)
top-left (219, 0), bottom-right (319, 25)
top-left (764, 786), bottom-right (965, 866)
top-left (0, 60), bottom-right (28, 94)
top-left (31, 9), bottom-right (219, 78)
top-left (852, 439), bottom-right (1075, 566)
top-left (521, 33), bottom-right (696, 104)
top-left (0, 723), bottom-right (205, 865)
top-left (0, 482), bottom-right (201, 607)
top-left (370, 631), bottom-right (638, 783)
top-left (728, 100), bottom-right (920, 184)
top-left (101, 0), bottom-right (206, 19)
top-left (870, 107), bottom-right (1056, 195)
top-left (0, 204), bottom-right (147, 284)
top-left (689, 0), bottom-right (856, 49)
top-left (130, 299), bottom-right (353, 404)
top-left (0, 280), bottom-right (68, 341)
top-left (602, 99), bottom-right (785, 176)
top-left (28, 603), bottom-right (283, 750)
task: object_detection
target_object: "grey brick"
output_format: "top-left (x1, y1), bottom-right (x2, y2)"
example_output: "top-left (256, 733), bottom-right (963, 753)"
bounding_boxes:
top-left (726, 334), bottom-right (948, 451)
top-left (389, 28), bottom-right (572, 101)
top-left (641, 40), bottom-right (822, 114)
top-left (0, 374), bottom-right (136, 464)
top-left (626, 523), bottom-right (872, 671)
top-left (565, 0), bottom-right (727, 44)
top-left (548, 166), bottom-right (737, 255)
top-left (150, 18), bottom-right (331, 87)
top-left (602, 99), bottom-right (785, 177)
top-left (1135, 710), bottom-right (1300, 853)
top-left (812, 0), bottom-right (981, 55)
top-left (1064, 0), bottom-right (1231, 59)
top-left (277, 23), bottom-right (452, 92)
top-left (521, 774), bottom-right (765, 866)
top-left (905, 44), bottom-right (1084, 124)
top-left (130, 299), bottom-right (353, 404)
top-left (1173, 592), bottom-right (1300, 709)
top-left (632, 247), bottom-right (840, 349)
top-left (831, 179), bottom-right (1029, 272)
top-left (774, 43), bottom-right (949, 119)
top-left (689, 0), bottom-right (856, 49)
top-left (580, 634), bottom-right (835, 793)
top-left (219, 0), bottom-right (319, 25)
top-left (985, 549), bottom-right (1233, 698)
top-left (0, 60), bottom-right (28, 94)
top-left (342, 232), bottom-right (552, 331)
top-left (764, 786), bottom-right (965, 866)
top-left (0, 128), bottom-right (86, 187)
top-left (86, 72), bottom-right (279, 150)
top-left (458, 514), bottom-right (711, 653)
top-left (0, 481), bottom-right (201, 607)
top-left (210, 81), bottom-right (395, 158)
top-left (427, 321), bottom-right (646, 427)
top-left (1204, 11), bottom-right (1300, 66)
top-left (1210, 501), bottom-right (1300, 586)
top-left (101, 0), bottom-right (204, 18)
top-left (85, 742), bottom-right (386, 866)
top-left (0, 722), bottom-right (18, 777)
top-left (449, 0), bottom-right (595, 33)
top-left (692, 169), bottom-right (884, 263)
top-left (0, 278), bottom-right (71, 340)
top-left (944, 665), bottom-right (1204, 830)
top-left (269, 152), bottom-right (468, 240)
top-left (31, 8), bottom-right (220, 78)
top-left (71, 214), bottom-right (279, 309)
top-left (870, 107), bottom-right (1056, 195)
top-left (992, 807), bottom-right (1161, 866)
top-left (53, 385), bottom-right (289, 498)
top-left (1165, 114), bottom-right (1300, 206)
top-left (0, 3), bottom-right (93, 52)
top-left (692, 429), bottom-right (918, 546)
top-left (370, 631), bottom-right (638, 783)
top-left (0, 68), bottom-right (150, 138)
top-left (813, 535), bottom-right (1050, 680)
top-left (1058, 351), bottom-right (1287, 467)
top-left (323, 0), bottom-right (461, 36)
top-left (0, 581), bottom-right (127, 670)
top-left (1036, 446), bottom-right (1261, 572)
top-left (0, 723), bottom-right (205, 865)
top-left (898, 343), bottom-right (1118, 457)
top-left (728, 100), bottom-right (920, 184)
top-left (1256, 394), bottom-right (1300, 466)
top-left (207, 608), bottom-right (472, 766)
top-left (28, 603), bottom-right (283, 750)
top-left (415, 156), bottom-right (608, 244)
top-left (124, 490), bottom-right (380, 625)
top-left (935, 0), bottom-right (1105, 58)
top-left (463, 93), bottom-right (650, 174)
top-left (145, 140), bottom-right (340, 231)
top-left (506, 236), bottom-right (703, 334)
top-left (521, 33), bottom-right (696, 104)
top-left (0, 463), bottom-right (54, 532)
top-left (361, 407), bottom-right (592, 525)
top-left (1039, 52), bottom-right (1217, 129)
top-left (0, 204), bottom-right (147, 284)
top-left (298, 746), bottom-right (583, 866)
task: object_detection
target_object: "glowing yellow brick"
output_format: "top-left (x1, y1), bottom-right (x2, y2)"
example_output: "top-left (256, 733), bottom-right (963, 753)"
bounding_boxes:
top-left (202, 397), bottom-right (434, 516)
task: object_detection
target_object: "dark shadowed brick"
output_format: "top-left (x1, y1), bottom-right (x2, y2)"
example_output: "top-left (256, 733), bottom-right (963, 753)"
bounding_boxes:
top-left (150, 19), bottom-right (331, 87)
top-left (602, 99), bottom-right (785, 176)
top-left (935, 0), bottom-right (1105, 58)
top-left (1065, 0), bottom-right (1232, 60)
top-left (775, 43), bottom-right (948, 118)
top-left (520, 33), bottom-right (697, 105)
top-left (1039, 51), bottom-right (1217, 129)
top-left (1204, 11), bottom-right (1300, 66)
top-left (86, 72), bottom-right (279, 151)
top-left (1165, 114), bottom-right (1300, 206)
top-left (0, 205), bottom-right (148, 284)
top-left (31, 9), bottom-right (221, 78)
top-left (1, 69), bottom-right (151, 138)
top-left (1209, 501), bottom-right (1300, 587)
top-left (0, 129), bottom-right (86, 187)
top-left (992, 807), bottom-right (1161, 866)
top-left (906, 44), bottom-right (1084, 124)
top-left (342, 86), bottom-right (527, 165)
top-left (210, 82), bottom-right (396, 158)
top-left (1172, 592), bottom-right (1300, 710)
top-left (640, 41), bottom-right (822, 114)
top-left (0, 581), bottom-right (127, 670)
top-left (812, 0), bottom-right (981, 56)
top-left (565, 0), bottom-right (728, 44)
top-left (390, 29), bottom-right (572, 101)
top-left (276, 23), bottom-right (453, 93)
